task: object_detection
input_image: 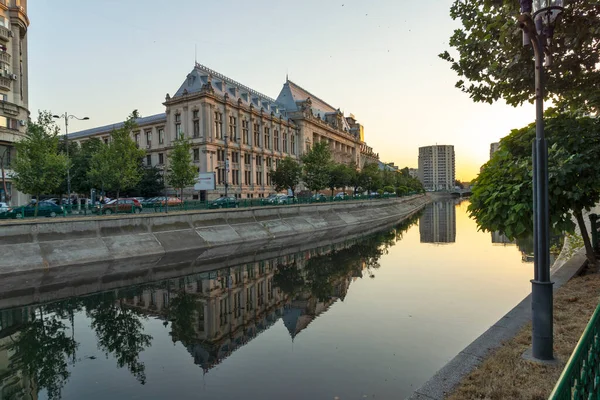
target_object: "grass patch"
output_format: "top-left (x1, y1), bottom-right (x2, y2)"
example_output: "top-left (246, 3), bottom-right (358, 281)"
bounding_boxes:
top-left (447, 271), bottom-right (600, 400)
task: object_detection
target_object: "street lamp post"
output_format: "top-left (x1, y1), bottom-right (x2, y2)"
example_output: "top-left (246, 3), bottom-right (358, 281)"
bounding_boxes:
top-left (517, 0), bottom-right (564, 361)
top-left (53, 113), bottom-right (90, 208)
top-left (224, 134), bottom-right (229, 197)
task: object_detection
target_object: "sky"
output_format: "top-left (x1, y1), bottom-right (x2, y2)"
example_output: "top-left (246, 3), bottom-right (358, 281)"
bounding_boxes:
top-left (28, 0), bottom-right (536, 181)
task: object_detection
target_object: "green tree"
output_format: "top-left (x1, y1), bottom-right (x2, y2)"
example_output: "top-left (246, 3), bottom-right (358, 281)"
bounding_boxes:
top-left (70, 137), bottom-right (103, 195)
top-left (131, 166), bottom-right (165, 198)
top-left (469, 114), bottom-right (600, 266)
top-left (302, 141), bottom-right (332, 193)
top-left (327, 163), bottom-right (351, 196)
top-left (440, 0), bottom-right (600, 113)
top-left (89, 111), bottom-right (146, 205)
top-left (12, 111), bottom-right (68, 216)
top-left (167, 135), bottom-right (197, 199)
top-left (359, 163), bottom-right (382, 193)
top-left (271, 156), bottom-right (302, 196)
top-left (348, 161), bottom-right (361, 194)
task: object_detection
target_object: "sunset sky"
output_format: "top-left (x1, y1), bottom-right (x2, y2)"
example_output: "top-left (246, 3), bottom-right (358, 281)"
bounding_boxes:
top-left (29, 0), bottom-right (536, 181)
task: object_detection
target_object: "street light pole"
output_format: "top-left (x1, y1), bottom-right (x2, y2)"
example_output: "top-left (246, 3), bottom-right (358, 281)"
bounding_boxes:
top-left (53, 113), bottom-right (90, 207)
top-left (224, 134), bottom-right (229, 197)
top-left (517, 0), bottom-right (564, 361)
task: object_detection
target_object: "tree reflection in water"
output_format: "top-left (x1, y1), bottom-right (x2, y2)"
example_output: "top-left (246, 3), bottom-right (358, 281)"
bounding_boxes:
top-left (0, 214), bottom-right (420, 398)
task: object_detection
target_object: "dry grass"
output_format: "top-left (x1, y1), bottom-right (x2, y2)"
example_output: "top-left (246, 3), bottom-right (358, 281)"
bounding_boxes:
top-left (447, 271), bottom-right (600, 400)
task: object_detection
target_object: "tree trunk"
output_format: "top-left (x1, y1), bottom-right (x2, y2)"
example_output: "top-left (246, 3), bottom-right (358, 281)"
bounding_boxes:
top-left (574, 207), bottom-right (597, 268)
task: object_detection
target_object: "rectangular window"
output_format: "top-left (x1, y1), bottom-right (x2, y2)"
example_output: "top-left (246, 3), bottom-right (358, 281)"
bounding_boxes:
top-left (256, 170), bottom-right (262, 185)
top-left (291, 134), bottom-right (296, 155)
top-left (158, 153), bottom-right (164, 164)
top-left (193, 110), bottom-right (199, 119)
top-left (255, 155), bottom-right (262, 167)
top-left (217, 149), bottom-right (225, 162)
top-left (146, 155), bottom-right (151, 166)
top-left (193, 120), bottom-right (200, 138)
top-left (242, 120), bottom-right (249, 145)
top-left (253, 123), bottom-right (260, 147)
top-left (215, 112), bottom-right (223, 139)
top-left (145, 130), bottom-right (152, 148)
top-left (175, 114), bottom-right (181, 123)
top-left (264, 127), bottom-right (270, 150)
top-left (229, 116), bottom-right (237, 141)
top-left (231, 151), bottom-right (239, 164)
top-left (244, 153), bottom-right (251, 165)
top-left (245, 170), bottom-right (251, 185)
top-left (283, 132), bottom-right (288, 153)
top-left (274, 129), bottom-right (279, 151)
top-left (175, 123), bottom-right (182, 137)
top-left (134, 132), bottom-right (140, 147)
top-left (232, 169), bottom-right (239, 185)
top-left (158, 128), bottom-right (165, 144)
top-left (193, 148), bottom-right (199, 162)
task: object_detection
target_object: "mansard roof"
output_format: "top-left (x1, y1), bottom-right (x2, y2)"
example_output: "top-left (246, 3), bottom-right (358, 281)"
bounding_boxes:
top-left (174, 63), bottom-right (287, 118)
top-left (69, 113), bottom-right (166, 139)
top-left (276, 79), bottom-right (352, 131)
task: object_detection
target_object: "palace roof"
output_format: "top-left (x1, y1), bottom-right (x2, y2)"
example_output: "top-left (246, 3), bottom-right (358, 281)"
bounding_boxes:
top-left (69, 113), bottom-right (166, 139)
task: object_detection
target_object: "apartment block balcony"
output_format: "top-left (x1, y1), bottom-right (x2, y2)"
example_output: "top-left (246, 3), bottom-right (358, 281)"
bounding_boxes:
top-left (0, 101), bottom-right (18, 116)
top-left (0, 52), bottom-right (10, 64)
top-left (0, 26), bottom-right (10, 42)
top-left (0, 77), bottom-right (10, 91)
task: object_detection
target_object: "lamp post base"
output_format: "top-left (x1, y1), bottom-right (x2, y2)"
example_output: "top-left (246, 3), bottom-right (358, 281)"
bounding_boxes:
top-left (531, 279), bottom-right (554, 360)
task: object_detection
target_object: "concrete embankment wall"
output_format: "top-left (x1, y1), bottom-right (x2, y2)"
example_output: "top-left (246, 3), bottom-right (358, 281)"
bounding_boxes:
top-left (0, 195), bottom-right (429, 275)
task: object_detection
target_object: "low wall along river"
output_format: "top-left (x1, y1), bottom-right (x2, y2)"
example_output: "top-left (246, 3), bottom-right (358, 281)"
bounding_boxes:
top-left (0, 195), bottom-right (429, 277)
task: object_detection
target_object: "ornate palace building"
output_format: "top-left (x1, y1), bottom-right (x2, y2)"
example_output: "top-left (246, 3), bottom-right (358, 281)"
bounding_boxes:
top-left (70, 63), bottom-right (380, 200)
top-left (0, 0), bottom-right (29, 205)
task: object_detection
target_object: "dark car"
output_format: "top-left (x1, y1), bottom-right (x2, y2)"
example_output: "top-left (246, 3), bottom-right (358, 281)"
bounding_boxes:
top-left (5, 201), bottom-right (64, 219)
top-left (263, 194), bottom-right (290, 205)
top-left (333, 192), bottom-right (349, 201)
top-left (311, 193), bottom-right (327, 202)
top-left (94, 198), bottom-right (143, 215)
top-left (209, 196), bottom-right (239, 209)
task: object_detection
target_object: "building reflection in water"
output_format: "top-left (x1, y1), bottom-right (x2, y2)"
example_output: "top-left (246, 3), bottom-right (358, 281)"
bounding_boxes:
top-left (419, 201), bottom-right (457, 244)
top-left (0, 214), bottom-right (421, 398)
top-left (491, 231), bottom-right (514, 245)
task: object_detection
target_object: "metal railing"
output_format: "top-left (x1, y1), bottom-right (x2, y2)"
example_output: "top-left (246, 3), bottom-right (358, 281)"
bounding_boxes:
top-left (0, 192), bottom-right (423, 220)
top-left (549, 301), bottom-right (600, 399)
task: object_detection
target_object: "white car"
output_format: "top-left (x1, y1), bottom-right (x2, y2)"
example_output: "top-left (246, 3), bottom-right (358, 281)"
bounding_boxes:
top-left (0, 202), bottom-right (8, 213)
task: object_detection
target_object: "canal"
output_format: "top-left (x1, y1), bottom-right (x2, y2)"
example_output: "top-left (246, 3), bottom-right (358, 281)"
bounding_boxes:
top-left (0, 200), bottom-right (535, 400)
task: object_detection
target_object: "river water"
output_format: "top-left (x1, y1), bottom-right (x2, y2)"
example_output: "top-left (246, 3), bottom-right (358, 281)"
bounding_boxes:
top-left (0, 200), bottom-right (535, 400)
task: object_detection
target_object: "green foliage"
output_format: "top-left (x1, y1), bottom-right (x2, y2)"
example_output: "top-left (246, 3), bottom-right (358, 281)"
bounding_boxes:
top-left (12, 111), bottom-right (68, 215)
top-left (89, 111), bottom-right (146, 200)
top-left (70, 138), bottom-right (103, 194)
top-left (383, 185), bottom-right (394, 193)
top-left (131, 166), bottom-right (165, 198)
top-left (302, 141), bottom-right (333, 192)
top-left (469, 115), bottom-right (600, 263)
top-left (327, 163), bottom-right (352, 195)
top-left (271, 156), bottom-right (302, 196)
top-left (440, 0), bottom-right (600, 113)
top-left (359, 163), bottom-right (382, 192)
top-left (167, 135), bottom-right (197, 199)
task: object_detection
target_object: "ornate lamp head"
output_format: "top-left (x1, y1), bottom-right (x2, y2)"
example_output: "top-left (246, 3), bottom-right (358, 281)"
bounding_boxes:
top-left (532, 0), bottom-right (564, 38)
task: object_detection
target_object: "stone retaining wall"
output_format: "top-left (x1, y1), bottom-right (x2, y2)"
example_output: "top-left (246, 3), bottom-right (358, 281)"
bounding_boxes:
top-left (0, 195), bottom-right (429, 276)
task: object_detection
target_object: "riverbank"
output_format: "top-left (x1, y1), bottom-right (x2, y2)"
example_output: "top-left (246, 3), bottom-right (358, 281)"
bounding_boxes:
top-left (0, 194), bottom-right (429, 277)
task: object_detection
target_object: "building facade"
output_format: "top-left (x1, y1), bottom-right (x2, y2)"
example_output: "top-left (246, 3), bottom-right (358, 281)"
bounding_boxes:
top-left (0, 0), bottom-right (29, 205)
top-left (417, 145), bottom-right (455, 191)
top-left (490, 142), bottom-right (500, 159)
top-left (419, 201), bottom-right (456, 244)
top-left (70, 63), bottom-right (379, 200)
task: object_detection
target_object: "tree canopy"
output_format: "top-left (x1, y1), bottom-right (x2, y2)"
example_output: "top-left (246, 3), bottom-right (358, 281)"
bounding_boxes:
top-left (12, 111), bottom-right (68, 214)
top-left (167, 135), bottom-right (197, 199)
top-left (440, 0), bottom-right (600, 113)
top-left (271, 156), bottom-right (302, 196)
top-left (469, 114), bottom-right (600, 264)
top-left (302, 141), bottom-right (333, 193)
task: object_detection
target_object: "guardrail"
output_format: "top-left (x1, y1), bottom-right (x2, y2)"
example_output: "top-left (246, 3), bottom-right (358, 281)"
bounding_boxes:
top-left (0, 192), bottom-right (423, 220)
top-left (548, 301), bottom-right (600, 399)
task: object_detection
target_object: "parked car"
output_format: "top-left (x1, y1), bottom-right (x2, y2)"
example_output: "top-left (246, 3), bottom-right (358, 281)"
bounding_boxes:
top-left (94, 198), bottom-right (143, 215)
top-left (209, 196), bottom-right (239, 209)
top-left (334, 192), bottom-right (349, 201)
top-left (153, 196), bottom-right (182, 206)
top-left (311, 193), bottom-right (327, 202)
top-left (263, 194), bottom-right (290, 205)
top-left (4, 201), bottom-right (64, 219)
top-left (0, 202), bottom-right (8, 213)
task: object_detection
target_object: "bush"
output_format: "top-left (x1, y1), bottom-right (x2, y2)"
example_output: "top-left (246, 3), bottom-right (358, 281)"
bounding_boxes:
top-left (377, 189), bottom-right (384, 196)
top-left (383, 185), bottom-right (394, 193)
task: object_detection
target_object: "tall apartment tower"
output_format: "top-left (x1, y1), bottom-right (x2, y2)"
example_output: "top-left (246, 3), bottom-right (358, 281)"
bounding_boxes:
top-left (490, 142), bottom-right (500, 159)
top-left (418, 145), bottom-right (455, 191)
top-left (0, 0), bottom-right (29, 205)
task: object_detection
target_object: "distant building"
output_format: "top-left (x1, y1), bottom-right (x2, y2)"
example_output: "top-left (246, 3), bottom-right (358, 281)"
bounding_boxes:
top-left (417, 145), bottom-right (455, 191)
top-left (491, 231), bottom-right (514, 245)
top-left (490, 142), bottom-right (500, 159)
top-left (378, 161), bottom-right (398, 172)
top-left (408, 168), bottom-right (418, 179)
top-left (419, 201), bottom-right (456, 243)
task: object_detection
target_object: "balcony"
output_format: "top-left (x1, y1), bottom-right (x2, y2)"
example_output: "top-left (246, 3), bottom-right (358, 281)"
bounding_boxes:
top-left (0, 52), bottom-right (10, 64)
top-left (0, 101), bottom-right (18, 116)
top-left (0, 27), bottom-right (9, 42)
top-left (0, 77), bottom-right (10, 91)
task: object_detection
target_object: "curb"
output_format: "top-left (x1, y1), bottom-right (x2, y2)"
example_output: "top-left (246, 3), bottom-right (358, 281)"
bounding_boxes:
top-left (406, 247), bottom-right (588, 400)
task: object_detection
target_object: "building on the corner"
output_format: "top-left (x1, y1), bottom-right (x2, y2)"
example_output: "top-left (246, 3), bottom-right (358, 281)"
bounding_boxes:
top-left (419, 201), bottom-right (456, 244)
top-left (490, 142), bottom-right (500, 159)
top-left (70, 63), bottom-right (380, 200)
top-left (0, 0), bottom-right (29, 205)
top-left (417, 145), bottom-right (455, 191)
